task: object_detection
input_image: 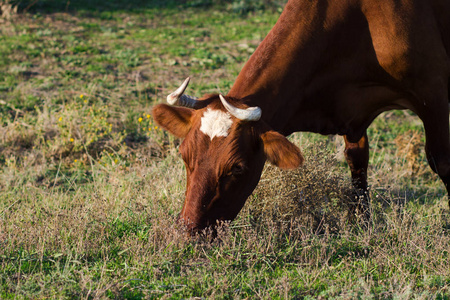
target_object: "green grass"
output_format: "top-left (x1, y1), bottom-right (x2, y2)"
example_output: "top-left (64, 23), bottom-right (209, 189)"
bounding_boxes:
top-left (1, 1), bottom-right (450, 299)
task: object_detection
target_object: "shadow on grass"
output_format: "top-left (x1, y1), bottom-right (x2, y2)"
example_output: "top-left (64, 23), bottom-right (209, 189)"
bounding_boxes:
top-left (12, 0), bottom-right (286, 15)
top-left (12, 0), bottom-right (223, 14)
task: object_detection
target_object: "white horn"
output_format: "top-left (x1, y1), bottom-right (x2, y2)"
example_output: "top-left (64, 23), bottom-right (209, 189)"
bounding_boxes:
top-left (166, 77), bottom-right (199, 108)
top-left (219, 94), bottom-right (261, 121)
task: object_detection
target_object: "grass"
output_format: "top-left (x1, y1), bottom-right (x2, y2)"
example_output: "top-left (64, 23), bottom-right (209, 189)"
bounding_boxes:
top-left (1, 1), bottom-right (450, 299)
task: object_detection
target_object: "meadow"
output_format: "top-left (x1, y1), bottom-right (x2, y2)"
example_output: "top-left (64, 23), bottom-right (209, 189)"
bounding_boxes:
top-left (1, 0), bottom-right (449, 298)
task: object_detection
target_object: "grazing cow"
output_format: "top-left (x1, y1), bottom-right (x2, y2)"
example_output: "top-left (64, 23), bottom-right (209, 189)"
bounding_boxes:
top-left (152, 0), bottom-right (450, 232)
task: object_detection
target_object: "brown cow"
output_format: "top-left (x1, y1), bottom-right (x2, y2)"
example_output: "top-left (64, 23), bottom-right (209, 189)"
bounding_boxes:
top-left (152, 0), bottom-right (450, 232)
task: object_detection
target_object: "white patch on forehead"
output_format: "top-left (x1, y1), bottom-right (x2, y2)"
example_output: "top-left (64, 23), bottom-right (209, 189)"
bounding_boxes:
top-left (200, 108), bottom-right (233, 140)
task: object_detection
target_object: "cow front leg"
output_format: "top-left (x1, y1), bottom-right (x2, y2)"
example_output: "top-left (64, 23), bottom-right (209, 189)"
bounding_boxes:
top-left (343, 133), bottom-right (370, 221)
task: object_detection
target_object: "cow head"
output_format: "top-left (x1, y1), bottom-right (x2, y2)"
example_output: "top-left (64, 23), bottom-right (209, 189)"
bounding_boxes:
top-left (152, 78), bottom-right (303, 233)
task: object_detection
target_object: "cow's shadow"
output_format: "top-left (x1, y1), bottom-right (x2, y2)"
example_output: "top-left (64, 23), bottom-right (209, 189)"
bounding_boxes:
top-left (369, 185), bottom-right (450, 228)
top-left (16, 0), bottom-right (191, 14)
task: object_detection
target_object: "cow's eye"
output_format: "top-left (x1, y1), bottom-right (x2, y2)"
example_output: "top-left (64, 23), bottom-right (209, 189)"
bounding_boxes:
top-left (223, 164), bottom-right (246, 178)
top-left (231, 164), bottom-right (245, 176)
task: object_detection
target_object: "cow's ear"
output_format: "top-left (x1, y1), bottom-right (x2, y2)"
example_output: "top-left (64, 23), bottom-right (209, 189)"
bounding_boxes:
top-left (152, 104), bottom-right (193, 138)
top-left (260, 130), bottom-right (303, 169)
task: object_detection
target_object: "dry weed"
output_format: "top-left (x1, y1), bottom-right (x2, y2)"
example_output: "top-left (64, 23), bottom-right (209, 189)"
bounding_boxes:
top-left (244, 143), bottom-right (353, 235)
top-left (0, 0), bottom-right (17, 20)
top-left (394, 130), bottom-right (426, 177)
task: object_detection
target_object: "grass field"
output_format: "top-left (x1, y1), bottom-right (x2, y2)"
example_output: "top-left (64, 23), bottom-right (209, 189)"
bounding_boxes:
top-left (1, 1), bottom-right (450, 298)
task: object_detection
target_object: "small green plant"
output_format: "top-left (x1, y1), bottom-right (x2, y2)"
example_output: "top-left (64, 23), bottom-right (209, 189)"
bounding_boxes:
top-left (54, 95), bottom-right (125, 158)
top-left (232, 0), bottom-right (283, 14)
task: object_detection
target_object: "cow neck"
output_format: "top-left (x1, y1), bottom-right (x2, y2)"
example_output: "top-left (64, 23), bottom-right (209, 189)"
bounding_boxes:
top-left (228, 0), bottom-right (356, 135)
